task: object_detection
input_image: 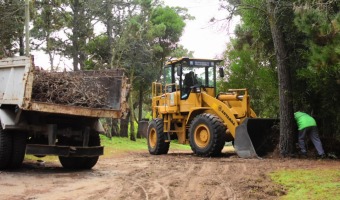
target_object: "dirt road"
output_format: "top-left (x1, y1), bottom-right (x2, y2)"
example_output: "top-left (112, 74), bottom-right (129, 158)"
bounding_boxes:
top-left (0, 149), bottom-right (339, 200)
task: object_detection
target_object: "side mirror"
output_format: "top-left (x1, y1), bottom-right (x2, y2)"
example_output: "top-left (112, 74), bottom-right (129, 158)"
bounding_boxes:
top-left (219, 67), bottom-right (224, 78)
top-left (177, 66), bottom-right (181, 76)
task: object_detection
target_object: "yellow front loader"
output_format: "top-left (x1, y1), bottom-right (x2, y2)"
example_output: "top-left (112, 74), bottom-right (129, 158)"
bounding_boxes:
top-left (143, 58), bottom-right (278, 158)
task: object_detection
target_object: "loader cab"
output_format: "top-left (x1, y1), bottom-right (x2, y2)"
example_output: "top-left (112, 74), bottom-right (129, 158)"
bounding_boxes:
top-left (164, 58), bottom-right (223, 100)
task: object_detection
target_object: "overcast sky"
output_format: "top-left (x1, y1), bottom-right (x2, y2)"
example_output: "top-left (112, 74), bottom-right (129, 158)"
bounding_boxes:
top-left (163, 0), bottom-right (237, 59)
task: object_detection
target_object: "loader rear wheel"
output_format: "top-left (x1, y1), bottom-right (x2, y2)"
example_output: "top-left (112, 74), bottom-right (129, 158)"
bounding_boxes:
top-left (58, 134), bottom-right (100, 170)
top-left (147, 119), bottom-right (169, 155)
top-left (189, 113), bottom-right (226, 157)
top-left (0, 127), bottom-right (12, 169)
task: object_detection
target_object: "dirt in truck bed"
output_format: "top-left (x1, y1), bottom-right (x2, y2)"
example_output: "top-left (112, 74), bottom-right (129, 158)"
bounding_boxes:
top-left (0, 149), bottom-right (339, 200)
top-left (32, 69), bottom-right (124, 109)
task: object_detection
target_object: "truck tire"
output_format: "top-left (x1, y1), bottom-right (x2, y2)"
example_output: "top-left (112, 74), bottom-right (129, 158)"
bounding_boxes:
top-left (58, 134), bottom-right (100, 170)
top-left (0, 127), bottom-right (12, 169)
top-left (189, 113), bottom-right (226, 157)
top-left (8, 132), bottom-right (27, 169)
top-left (147, 119), bottom-right (169, 155)
top-left (59, 156), bottom-right (99, 170)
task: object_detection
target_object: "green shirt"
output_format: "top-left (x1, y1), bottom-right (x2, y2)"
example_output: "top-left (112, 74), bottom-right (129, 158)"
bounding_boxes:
top-left (294, 112), bottom-right (317, 130)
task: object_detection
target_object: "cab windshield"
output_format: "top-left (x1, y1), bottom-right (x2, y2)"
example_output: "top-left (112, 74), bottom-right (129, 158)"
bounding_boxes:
top-left (163, 59), bottom-right (218, 96)
top-left (181, 66), bottom-right (215, 88)
top-left (181, 59), bottom-right (217, 88)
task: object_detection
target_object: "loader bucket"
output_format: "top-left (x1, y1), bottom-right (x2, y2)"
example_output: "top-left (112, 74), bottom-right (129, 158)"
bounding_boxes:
top-left (234, 118), bottom-right (279, 158)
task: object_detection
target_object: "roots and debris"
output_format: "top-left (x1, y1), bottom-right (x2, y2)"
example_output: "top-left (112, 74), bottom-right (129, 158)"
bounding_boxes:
top-left (31, 69), bottom-right (124, 109)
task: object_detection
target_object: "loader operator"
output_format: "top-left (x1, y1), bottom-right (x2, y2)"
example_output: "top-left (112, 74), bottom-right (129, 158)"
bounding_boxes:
top-left (182, 71), bottom-right (198, 99)
top-left (294, 111), bottom-right (326, 158)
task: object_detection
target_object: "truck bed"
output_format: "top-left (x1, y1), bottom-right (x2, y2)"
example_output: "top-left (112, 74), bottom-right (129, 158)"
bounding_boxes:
top-left (0, 56), bottom-right (128, 118)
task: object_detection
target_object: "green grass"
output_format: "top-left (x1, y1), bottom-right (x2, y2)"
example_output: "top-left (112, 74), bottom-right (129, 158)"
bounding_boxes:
top-left (100, 135), bottom-right (191, 157)
top-left (270, 169), bottom-right (340, 200)
top-left (25, 154), bottom-right (59, 162)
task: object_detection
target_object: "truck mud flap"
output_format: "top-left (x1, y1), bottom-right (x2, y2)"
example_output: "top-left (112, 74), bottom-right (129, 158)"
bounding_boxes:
top-left (234, 118), bottom-right (279, 158)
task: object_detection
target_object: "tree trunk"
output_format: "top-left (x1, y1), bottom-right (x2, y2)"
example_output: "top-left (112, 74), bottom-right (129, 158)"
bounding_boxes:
top-left (137, 84), bottom-right (143, 138)
top-left (129, 114), bottom-right (136, 141)
top-left (267, 0), bottom-right (295, 156)
top-left (79, 51), bottom-right (86, 70)
top-left (111, 119), bottom-right (119, 137)
top-left (19, 36), bottom-right (24, 56)
top-left (129, 72), bottom-right (136, 141)
top-left (138, 84), bottom-right (143, 122)
top-left (106, 1), bottom-right (114, 68)
top-left (47, 34), bottom-right (55, 71)
top-left (120, 112), bottom-right (129, 137)
top-left (71, 0), bottom-right (80, 71)
top-left (120, 75), bottom-right (130, 138)
top-left (104, 118), bottom-right (112, 138)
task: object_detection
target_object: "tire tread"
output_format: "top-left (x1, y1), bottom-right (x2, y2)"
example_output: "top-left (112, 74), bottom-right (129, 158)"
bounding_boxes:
top-left (147, 119), bottom-right (170, 155)
top-left (0, 127), bottom-right (12, 169)
top-left (189, 113), bottom-right (226, 157)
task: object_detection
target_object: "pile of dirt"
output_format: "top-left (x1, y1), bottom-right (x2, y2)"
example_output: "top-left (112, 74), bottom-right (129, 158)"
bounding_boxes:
top-left (31, 69), bottom-right (124, 108)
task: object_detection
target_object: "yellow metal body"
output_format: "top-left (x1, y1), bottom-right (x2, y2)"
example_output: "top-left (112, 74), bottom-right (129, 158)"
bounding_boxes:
top-left (148, 125), bottom-right (158, 149)
top-left (151, 82), bottom-right (256, 145)
top-left (148, 58), bottom-right (278, 158)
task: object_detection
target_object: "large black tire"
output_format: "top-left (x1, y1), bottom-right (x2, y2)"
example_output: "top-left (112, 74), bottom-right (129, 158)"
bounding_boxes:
top-left (0, 127), bottom-right (12, 169)
top-left (8, 132), bottom-right (27, 169)
top-left (147, 119), bottom-right (169, 155)
top-left (59, 156), bottom-right (99, 170)
top-left (58, 134), bottom-right (100, 170)
top-left (189, 113), bottom-right (226, 156)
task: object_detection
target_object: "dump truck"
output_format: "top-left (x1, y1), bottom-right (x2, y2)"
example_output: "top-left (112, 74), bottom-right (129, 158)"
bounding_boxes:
top-left (0, 56), bottom-right (128, 170)
top-left (142, 57), bottom-right (278, 158)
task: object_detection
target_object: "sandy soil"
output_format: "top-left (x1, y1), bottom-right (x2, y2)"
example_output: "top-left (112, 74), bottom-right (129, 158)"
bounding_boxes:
top-left (0, 148), bottom-right (339, 200)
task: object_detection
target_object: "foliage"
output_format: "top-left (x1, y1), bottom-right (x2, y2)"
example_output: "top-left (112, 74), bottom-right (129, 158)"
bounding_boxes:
top-left (0, 0), bottom-right (25, 56)
top-left (221, 0), bottom-right (339, 138)
top-left (270, 169), bottom-right (340, 200)
top-left (150, 5), bottom-right (186, 51)
top-left (66, 0), bottom-right (95, 70)
top-left (84, 35), bottom-right (111, 70)
top-left (220, 0), bottom-right (280, 118)
top-left (31, 0), bottom-right (70, 70)
top-left (150, 5), bottom-right (187, 70)
top-left (170, 44), bottom-right (194, 58)
top-left (293, 1), bottom-right (340, 138)
top-left (222, 39), bottom-right (279, 117)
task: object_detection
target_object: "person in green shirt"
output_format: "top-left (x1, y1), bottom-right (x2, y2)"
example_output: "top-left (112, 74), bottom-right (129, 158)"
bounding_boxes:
top-left (294, 112), bottom-right (325, 158)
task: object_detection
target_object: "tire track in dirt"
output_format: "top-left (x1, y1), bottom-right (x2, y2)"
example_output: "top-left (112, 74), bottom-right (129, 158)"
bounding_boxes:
top-left (1, 152), bottom-right (339, 199)
top-left (100, 157), bottom-right (173, 200)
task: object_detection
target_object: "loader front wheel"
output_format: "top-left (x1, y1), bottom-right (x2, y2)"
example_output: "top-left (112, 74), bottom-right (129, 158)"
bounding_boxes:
top-left (189, 113), bottom-right (226, 157)
top-left (147, 119), bottom-right (169, 155)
